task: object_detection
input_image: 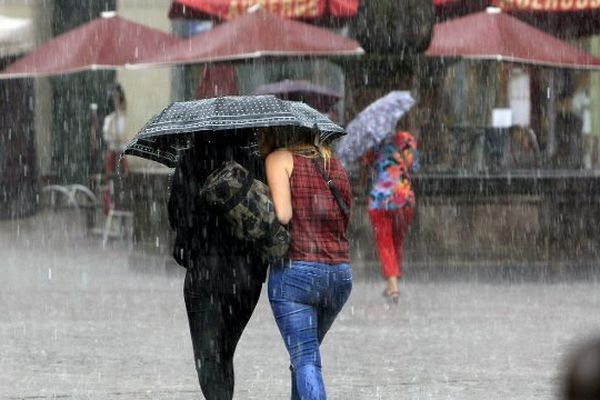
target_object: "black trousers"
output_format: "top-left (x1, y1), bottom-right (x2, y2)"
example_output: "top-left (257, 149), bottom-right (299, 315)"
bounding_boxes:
top-left (183, 254), bottom-right (264, 400)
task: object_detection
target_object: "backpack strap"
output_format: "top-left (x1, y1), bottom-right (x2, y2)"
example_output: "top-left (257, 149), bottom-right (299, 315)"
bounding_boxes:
top-left (311, 158), bottom-right (349, 218)
top-left (220, 170), bottom-right (254, 212)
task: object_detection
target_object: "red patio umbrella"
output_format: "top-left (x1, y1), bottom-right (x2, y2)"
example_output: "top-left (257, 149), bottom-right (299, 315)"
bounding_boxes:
top-left (128, 9), bottom-right (364, 69)
top-left (426, 8), bottom-right (600, 69)
top-left (168, 0), bottom-right (359, 20)
top-left (0, 12), bottom-right (181, 79)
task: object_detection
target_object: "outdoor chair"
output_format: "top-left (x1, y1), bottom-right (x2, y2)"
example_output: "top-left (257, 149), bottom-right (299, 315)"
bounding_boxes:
top-left (88, 173), bottom-right (133, 248)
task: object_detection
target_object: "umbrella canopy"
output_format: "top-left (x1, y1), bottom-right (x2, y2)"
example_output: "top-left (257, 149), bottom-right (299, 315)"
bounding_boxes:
top-left (128, 9), bottom-right (364, 69)
top-left (124, 95), bottom-right (346, 167)
top-left (168, 0), bottom-right (359, 20)
top-left (335, 91), bottom-right (415, 168)
top-left (251, 79), bottom-right (341, 113)
top-left (426, 8), bottom-right (600, 70)
top-left (0, 15), bottom-right (33, 57)
top-left (0, 12), bottom-right (180, 79)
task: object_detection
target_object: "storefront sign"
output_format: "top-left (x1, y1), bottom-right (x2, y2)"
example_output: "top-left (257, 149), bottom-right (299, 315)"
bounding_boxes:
top-left (493, 0), bottom-right (600, 11)
top-left (228, 0), bottom-right (319, 18)
top-left (433, 0), bottom-right (461, 4)
top-left (170, 0), bottom-right (358, 20)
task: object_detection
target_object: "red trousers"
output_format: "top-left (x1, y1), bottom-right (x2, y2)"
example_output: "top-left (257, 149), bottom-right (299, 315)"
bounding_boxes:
top-left (102, 150), bottom-right (128, 214)
top-left (368, 207), bottom-right (414, 278)
top-left (105, 149), bottom-right (128, 176)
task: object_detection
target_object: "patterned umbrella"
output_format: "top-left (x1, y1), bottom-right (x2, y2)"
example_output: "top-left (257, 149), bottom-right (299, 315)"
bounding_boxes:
top-left (124, 95), bottom-right (345, 167)
top-left (335, 91), bottom-right (415, 168)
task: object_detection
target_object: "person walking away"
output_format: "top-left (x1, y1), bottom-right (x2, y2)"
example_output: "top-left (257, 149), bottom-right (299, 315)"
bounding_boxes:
top-left (101, 83), bottom-right (128, 213)
top-left (262, 129), bottom-right (353, 400)
top-left (102, 83), bottom-right (128, 176)
top-left (168, 132), bottom-right (267, 400)
top-left (363, 130), bottom-right (419, 303)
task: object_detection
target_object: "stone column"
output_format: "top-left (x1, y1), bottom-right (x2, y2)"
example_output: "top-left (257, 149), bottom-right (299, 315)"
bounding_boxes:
top-left (33, 1), bottom-right (54, 180)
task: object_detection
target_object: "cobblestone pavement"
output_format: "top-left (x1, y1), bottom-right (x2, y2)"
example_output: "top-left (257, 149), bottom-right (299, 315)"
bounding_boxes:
top-left (2, 210), bottom-right (600, 399)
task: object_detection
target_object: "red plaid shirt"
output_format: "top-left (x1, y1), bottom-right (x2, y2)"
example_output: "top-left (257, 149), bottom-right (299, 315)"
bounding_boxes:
top-left (288, 155), bottom-right (352, 264)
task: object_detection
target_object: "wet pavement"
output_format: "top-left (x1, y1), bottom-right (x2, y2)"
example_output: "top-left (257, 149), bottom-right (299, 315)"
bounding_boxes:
top-left (2, 210), bottom-right (600, 399)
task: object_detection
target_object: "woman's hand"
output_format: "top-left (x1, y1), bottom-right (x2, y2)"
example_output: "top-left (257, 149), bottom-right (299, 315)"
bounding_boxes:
top-left (265, 149), bottom-right (294, 225)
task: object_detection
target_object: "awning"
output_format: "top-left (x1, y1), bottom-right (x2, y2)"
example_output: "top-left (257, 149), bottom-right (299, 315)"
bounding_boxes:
top-left (494, 1), bottom-right (600, 37)
top-left (435, 0), bottom-right (600, 11)
top-left (434, 1), bottom-right (600, 37)
top-left (168, 0), bottom-right (359, 20)
top-left (493, 0), bottom-right (600, 12)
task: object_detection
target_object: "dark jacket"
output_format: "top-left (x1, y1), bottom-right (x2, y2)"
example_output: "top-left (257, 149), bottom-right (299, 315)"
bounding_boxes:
top-left (167, 135), bottom-right (267, 282)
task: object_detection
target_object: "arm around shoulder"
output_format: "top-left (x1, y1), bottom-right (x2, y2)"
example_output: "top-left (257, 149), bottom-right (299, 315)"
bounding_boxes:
top-left (265, 150), bottom-right (293, 226)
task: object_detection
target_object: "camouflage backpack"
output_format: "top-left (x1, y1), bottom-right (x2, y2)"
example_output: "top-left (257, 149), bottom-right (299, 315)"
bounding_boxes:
top-left (199, 160), bottom-right (290, 262)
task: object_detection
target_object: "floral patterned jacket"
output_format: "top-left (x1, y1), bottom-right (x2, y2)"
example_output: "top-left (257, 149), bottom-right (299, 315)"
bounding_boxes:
top-left (364, 131), bottom-right (419, 211)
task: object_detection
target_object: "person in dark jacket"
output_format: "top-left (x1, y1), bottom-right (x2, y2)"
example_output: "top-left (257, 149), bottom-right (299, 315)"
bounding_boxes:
top-left (167, 131), bottom-right (267, 400)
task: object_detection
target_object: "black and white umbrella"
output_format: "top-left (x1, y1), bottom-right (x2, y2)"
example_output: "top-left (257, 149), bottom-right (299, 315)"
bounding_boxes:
top-left (124, 95), bottom-right (345, 167)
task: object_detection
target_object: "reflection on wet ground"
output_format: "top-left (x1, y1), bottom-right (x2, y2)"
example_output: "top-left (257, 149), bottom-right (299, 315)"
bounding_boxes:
top-left (1, 210), bottom-right (599, 399)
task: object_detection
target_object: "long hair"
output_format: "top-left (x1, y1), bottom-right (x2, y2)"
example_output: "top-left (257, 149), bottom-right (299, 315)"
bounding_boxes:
top-left (258, 127), bottom-right (332, 169)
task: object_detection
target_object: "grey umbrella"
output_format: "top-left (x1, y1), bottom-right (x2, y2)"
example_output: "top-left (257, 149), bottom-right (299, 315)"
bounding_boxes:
top-left (251, 80), bottom-right (341, 113)
top-left (335, 91), bottom-right (415, 169)
top-left (124, 95), bottom-right (345, 167)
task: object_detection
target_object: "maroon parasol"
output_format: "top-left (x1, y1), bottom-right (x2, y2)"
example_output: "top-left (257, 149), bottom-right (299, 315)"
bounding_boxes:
top-left (426, 8), bottom-right (600, 69)
top-left (129, 9), bottom-right (364, 69)
top-left (251, 79), bottom-right (341, 112)
top-left (0, 12), bottom-right (181, 79)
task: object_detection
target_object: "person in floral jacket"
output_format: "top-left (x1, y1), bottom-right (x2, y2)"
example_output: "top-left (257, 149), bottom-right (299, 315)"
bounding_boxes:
top-left (363, 130), bottom-right (419, 303)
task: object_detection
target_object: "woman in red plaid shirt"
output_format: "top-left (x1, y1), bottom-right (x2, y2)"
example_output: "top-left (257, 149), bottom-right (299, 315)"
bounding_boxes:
top-left (261, 129), bottom-right (352, 400)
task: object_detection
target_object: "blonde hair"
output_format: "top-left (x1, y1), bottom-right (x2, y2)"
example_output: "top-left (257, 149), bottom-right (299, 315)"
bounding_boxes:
top-left (258, 127), bottom-right (332, 169)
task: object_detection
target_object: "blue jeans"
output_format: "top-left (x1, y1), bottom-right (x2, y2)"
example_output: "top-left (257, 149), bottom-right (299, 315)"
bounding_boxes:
top-left (268, 260), bottom-right (352, 400)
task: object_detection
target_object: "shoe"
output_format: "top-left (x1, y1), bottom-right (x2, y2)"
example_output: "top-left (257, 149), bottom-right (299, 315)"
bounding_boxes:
top-left (382, 288), bottom-right (400, 304)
